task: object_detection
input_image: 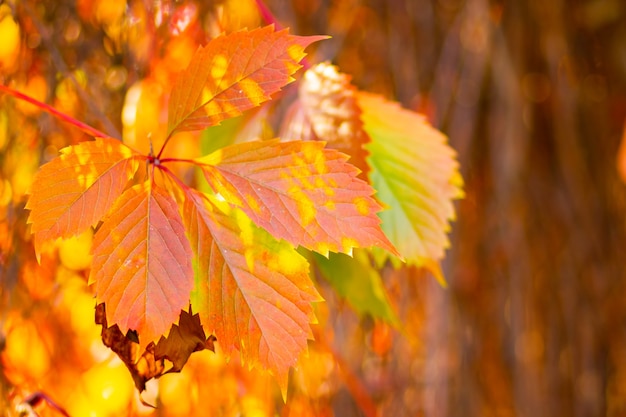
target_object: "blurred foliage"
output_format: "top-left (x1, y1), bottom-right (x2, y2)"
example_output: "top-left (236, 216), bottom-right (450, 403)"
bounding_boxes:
top-left (1, 0), bottom-right (626, 416)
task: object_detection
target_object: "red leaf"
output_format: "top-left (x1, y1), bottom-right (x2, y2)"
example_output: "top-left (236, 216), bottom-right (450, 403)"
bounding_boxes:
top-left (89, 182), bottom-right (194, 349)
top-left (196, 140), bottom-right (400, 257)
top-left (182, 188), bottom-right (320, 394)
top-left (25, 138), bottom-right (140, 257)
top-left (167, 25), bottom-right (326, 136)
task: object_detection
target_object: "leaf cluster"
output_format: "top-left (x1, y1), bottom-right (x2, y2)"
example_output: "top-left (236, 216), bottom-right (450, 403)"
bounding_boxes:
top-left (9, 24), bottom-right (462, 394)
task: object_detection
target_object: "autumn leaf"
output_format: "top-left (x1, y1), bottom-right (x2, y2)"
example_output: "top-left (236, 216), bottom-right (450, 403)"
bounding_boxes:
top-left (96, 303), bottom-right (165, 392)
top-left (281, 62), bottom-right (370, 178)
top-left (181, 188), bottom-right (320, 394)
top-left (196, 139), bottom-right (400, 258)
top-left (282, 64), bottom-right (462, 282)
top-left (11, 13), bottom-right (462, 399)
top-left (89, 182), bottom-right (194, 349)
top-left (25, 137), bottom-right (140, 257)
top-left (167, 25), bottom-right (326, 137)
top-left (154, 309), bottom-right (216, 374)
top-left (96, 303), bottom-right (215, 390)
top-left (358, 92), bottom-right (463, 279)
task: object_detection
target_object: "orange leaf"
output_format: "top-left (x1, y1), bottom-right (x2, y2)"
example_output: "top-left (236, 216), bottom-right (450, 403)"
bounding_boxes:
top-left (182, 188), bottom-right (320, 394)
top-left (167, 25), bottom-right (326, 136)
top-left (196, 140), bottom-right (400, 257)
top-left (25, 137), bottom-right (140, 257)
top-left (281, 62), bottom-right (370, 178)
top-left (89, 182), bottom-right (194, 349)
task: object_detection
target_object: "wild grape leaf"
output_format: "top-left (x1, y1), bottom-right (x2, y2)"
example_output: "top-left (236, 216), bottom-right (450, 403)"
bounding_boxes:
top-left (180, 188), bottom-right (320, 394)
top-left (167, 25), bottom-right (326, 136)
top-left (196, 139), bottom-right (400, 258)
top-left (89, 182), bottom-right (194, 350)
top-left (280, 62), bottom-right (370, 178)
top-left (25, 137), bottom-right (140, 256)
top-left (358, 92), bottom-right (463, 276)
top-left (313, 250), bottom-right (399, 326)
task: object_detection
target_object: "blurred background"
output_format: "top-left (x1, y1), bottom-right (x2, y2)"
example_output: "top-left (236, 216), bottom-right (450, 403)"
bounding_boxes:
top-left (1, 0), bottom-right (626, 416)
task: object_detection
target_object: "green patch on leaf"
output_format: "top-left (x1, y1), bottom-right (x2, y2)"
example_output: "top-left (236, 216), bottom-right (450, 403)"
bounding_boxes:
top-left (314, 250), bottom-right (399, 326)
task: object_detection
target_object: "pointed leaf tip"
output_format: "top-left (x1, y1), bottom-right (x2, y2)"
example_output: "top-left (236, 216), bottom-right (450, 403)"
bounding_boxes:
top-left (167, 25), bottom-right (327, 136)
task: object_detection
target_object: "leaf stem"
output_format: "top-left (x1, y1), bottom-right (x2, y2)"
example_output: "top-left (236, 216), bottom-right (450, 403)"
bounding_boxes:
top-left (155, 134), bottom-right (172, 160)
top-left (0, 84), bottom-right (112, 139)
top-left (254, 0), bottom-right (284, 30)
top-left (20, 391), bottom-right (71, 417)
top-left (253, 2), bottom-right (315, 71)
top-left (156, 164), bottom-right (192, 193)
top-left (149, 161), bottom-right (157, 186)
top-left (21, 1), bottom-right (121, 139)
top-left (159, 157), bottom-right (196, 164)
